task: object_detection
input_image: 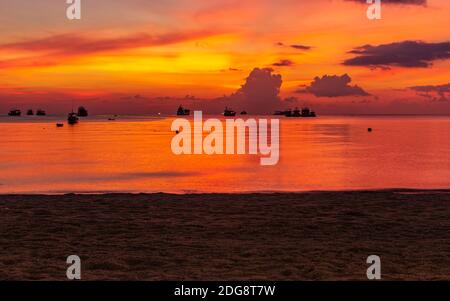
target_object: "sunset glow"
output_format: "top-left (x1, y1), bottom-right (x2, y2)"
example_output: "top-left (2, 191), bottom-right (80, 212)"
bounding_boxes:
top-left (0, 0), bottom-right (449, 114)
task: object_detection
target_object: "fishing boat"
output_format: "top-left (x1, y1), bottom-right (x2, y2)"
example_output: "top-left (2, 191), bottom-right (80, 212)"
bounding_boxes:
top-left (177, 105), bottom-right (190, 116)
top-left (224, 107), bottom-right (236, 117)
top-left (67, 112), bottom-right (79, 125)
top-left (27, 109), bottom-right (34, 116)
top-left (240, 111), bottom-right (248, 115)
top-left (36, 109), bottom-right (46, 116)
top-left (8, 109), bottom-right (21, 116)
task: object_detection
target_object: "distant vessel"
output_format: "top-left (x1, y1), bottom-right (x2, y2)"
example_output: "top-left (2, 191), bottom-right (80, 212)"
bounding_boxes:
top-left (56, 123), bottom-right (64, 127)
top-left (67, 112), bottom-right (79, 125)
top-left (8, 109), bottom-right (21, 116)
top-left (224, 107), bottom-right (236, 117)
top-left (177, 105), bottom-right (190, 116)
top-left (27, 109), bottom-right (34, 116)
top-left (292, 108), bottom-right (302, 117)
top-left (301, 107), bottom-right (316, 118)
top-left (274, 109), bottom-right (292, 116)
top-left (36, 109), bottom-right (46, 116)
top-left (77, 106), bottom-right (88, 117)
top-left (275, 107), bottom-right (316, 118)
top-left (240, 111), bottom-right (248, 115)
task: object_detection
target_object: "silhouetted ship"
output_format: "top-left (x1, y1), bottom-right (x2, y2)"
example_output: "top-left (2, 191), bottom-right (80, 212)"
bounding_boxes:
top-left (36, 109), bottom-right (46, 116)
top-left (177, 105), bottom-right (190, 116)
top-left (274, 107), bottom-right (316, 118)
top-left (274, 109), bottom-right (291, 116)
top-left (224, 107), bottom-right (236, 117)
top-left (27, 109), bottom-right (34, 116)
top-left (300, 107), bottom-right (316, 118)
top-left (77, 106), bottom-right (88, 117)
top-left (240, 111), bottom-right (248, 115)
top-left (67, 112), bottom-right (79, 125)
top-left (8, 109), bottom-right (21, 116)
top-left (291, 108), bottom-right (301, 117)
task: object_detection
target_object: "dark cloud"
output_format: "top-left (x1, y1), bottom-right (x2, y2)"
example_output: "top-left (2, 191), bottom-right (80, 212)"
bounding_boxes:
top-left (410, 83), bottom-right (450, 101)
top-left (272, 59), bottom-right (294, 67)
top-left (298, 74), bottom-right (370, 97)
top-left (344, 41), bottom-right (450, 68)
top-left (277, 42), bottom-right (311, 51)
top-left (226, 68), bottom-right (283, 113)
top-left (346, 0), bottom-right (427, 5)
top-left (290, 44), bottom-right (312, 50)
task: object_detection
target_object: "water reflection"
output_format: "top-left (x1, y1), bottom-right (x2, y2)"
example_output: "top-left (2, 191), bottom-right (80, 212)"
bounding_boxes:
top-left (0, 116), bottom-right (448, 193)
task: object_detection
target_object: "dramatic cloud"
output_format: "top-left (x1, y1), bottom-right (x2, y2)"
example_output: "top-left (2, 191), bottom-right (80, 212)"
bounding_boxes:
top-left (227, 68), bottom-right (283, 113)
top-left (346, 0), bottom-right (427, 5)
top-left (410, 83), bottom-right (450, 101)
top-left (272, 59), bottom-right (294, 67)
top-left (344, 41), bottom-right (450, 68)
top-left (298, 74), bottom-right (370, 97)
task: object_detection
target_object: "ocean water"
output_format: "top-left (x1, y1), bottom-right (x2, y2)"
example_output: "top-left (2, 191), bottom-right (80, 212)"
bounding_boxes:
top-left (0, 115), bottom-right (449, 194)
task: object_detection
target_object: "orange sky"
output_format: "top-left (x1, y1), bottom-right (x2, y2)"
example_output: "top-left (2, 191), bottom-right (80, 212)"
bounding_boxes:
top-left (0, 0), bottom-right (449, 114)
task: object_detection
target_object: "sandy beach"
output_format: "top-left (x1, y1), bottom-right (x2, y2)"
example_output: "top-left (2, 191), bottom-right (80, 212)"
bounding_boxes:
top-left (1, 190), bottom-right (449, 281)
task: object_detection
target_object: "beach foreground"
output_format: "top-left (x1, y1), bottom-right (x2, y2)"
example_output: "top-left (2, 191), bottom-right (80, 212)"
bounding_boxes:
top-left (1, 190), bottom-right (449, 280)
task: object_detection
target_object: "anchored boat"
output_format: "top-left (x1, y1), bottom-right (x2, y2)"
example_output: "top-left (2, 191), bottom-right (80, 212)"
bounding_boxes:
top-left (224, 107), bottom-right (236, 117)
top-left (8, 109), bottom-right (21, 116)
top-left (177, 105), bottom-right (190, 116)
top-left (68, 112), bottom-right (79, 125)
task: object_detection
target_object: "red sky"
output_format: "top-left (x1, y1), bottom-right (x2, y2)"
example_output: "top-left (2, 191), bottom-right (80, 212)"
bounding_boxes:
top-left (0, 0), bottom-right (449, 114)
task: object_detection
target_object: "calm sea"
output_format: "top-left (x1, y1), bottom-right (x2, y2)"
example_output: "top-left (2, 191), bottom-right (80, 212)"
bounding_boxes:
top-left (0, 115), bottom-right (449, 194)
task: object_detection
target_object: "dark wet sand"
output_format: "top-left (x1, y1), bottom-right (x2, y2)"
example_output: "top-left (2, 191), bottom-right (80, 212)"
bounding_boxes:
top-left (1, 190), bottom-right (449, 280)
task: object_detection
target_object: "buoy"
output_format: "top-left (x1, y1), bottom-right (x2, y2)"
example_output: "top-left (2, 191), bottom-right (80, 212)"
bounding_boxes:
top-left (368, 128), bottom-right (373, 132)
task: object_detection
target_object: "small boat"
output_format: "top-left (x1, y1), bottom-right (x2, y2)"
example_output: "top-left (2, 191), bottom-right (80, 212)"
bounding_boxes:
top-left (177, 105), bottom-right (190, 116)
top-left (67, 112), bottom-right (79, 125)
top-left (77, 106), bottom-right (88, 117)
top-left (8, 109), bottom-right (21, 116)
top-left (240, 111), bottom-right (248, 115)
top-left (27, 109), bottom-right (34, 116)
top-left (224, 107), bottom-right (236, 117)
top-left (108, 118), bottom-right (116, 121)
top-left (36, 109), bottom-right (46, 116)
top-left (56, 123), bottom-right (64, 127)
